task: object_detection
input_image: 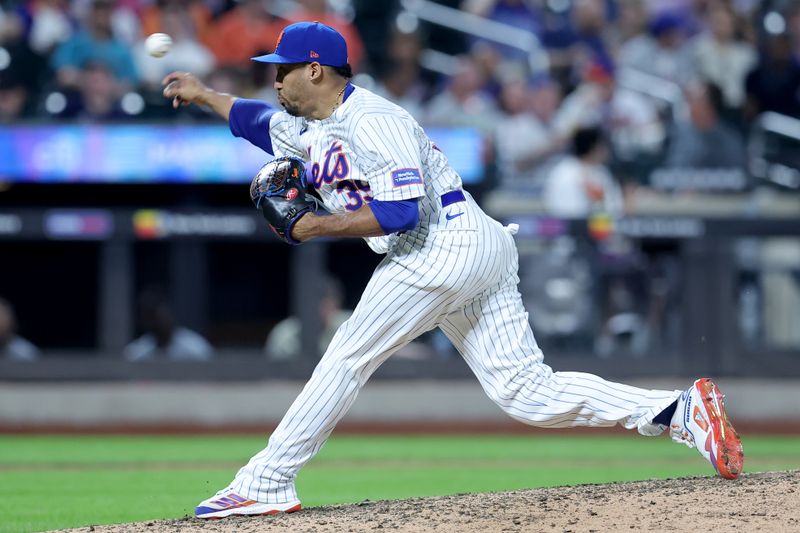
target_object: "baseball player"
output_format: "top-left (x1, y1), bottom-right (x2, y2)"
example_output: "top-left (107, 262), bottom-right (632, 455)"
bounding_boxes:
top-left (162, 22), bottom-right (744, 519)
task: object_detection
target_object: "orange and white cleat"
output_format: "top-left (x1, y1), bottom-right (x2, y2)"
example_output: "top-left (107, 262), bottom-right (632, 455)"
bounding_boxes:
top-left (195, 488), bottom-right (301, 519)
top-left (670, 378), bottom-right (744, 480)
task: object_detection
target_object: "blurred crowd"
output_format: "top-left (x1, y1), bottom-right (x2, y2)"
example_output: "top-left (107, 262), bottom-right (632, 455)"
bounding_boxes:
top-left (0, 0), bottom-right (369, 123)
top-left (1, 0), bottom-right (798, 203)
top-left (2, 0), bottom-right (799, 361)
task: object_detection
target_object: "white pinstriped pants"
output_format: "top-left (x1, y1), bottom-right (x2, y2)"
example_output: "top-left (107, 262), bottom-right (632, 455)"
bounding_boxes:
top-left (231, 198), bottom-right (681, 504)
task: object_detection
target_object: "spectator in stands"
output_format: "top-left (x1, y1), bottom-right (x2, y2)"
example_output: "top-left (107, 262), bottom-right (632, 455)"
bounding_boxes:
top-left (494, 76), bottom-right (565, 189)
top-left (745, 33), bottom-right (800, 120)
top-left (425, 55), bottom-right (501, 134)
top-left (615, 0), bottom-right (648, 44)
top-left (686, 3), bottom-right (756, 112)
top-left (7, 0), bottom-right (75, 55)
top-left (133, 3), bottom-right (215, 88)
top-left (265, 277), bottom-right (351, 361)
top-left (0, 3), bottom-right (15, 43)
top-left (51, 0), bottom-right (138, 91)
top-left (0, 2), bottom-right (51, 111)
top-left (544, 0), bottom-right (612, 85)
top-left (666, 82), bottom-right (746, 169)
top-left (140, 0), bottom-right (211, 47)
top-left (70, 0), bottom-right (141, 45)
top-left (543, 127), bottom-right (623, 218)
top-left (572, 0), bottom-right (612, 55)
top-left (264, 276), bottom-right (439, 361)
top-left (462, 0), bottom-right (544, 62)
top-left (541, 125), bottom-right (647, 356)
top-left (0, 48), bottom-right (32, 121)
top-left (206, 66), bottom-right (247, 101)
top-left (206, 0), bottom-right (280, 68)
top-left (372, 27), bottom-right (426, 120)
top-left (124, 288), bottom-right (213, 362)
top-left (49, 61), bottom-right (127, 120)
top-left (789, 6), bottom-right (800, 60)
top-left (374, 61), bottom-right (425, 121)
top-left (618, 10), bottom-right (692, 83)
top-left (245, 59), bottom-right (280, 107)
top-left (672, 0), bottom-right (706, 19)
top-left (553, 60), bottom-right (664, 164)
top-left (286, 0), bottom-right (365, 70)
top-left (0, 297), bottom-right (39, 361)
top-left (469, 40), bottom-right (507, 99)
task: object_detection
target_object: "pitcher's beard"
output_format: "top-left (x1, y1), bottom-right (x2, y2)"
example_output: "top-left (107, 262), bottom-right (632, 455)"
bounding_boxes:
top-left (281, 101), bottom-right (302, 117)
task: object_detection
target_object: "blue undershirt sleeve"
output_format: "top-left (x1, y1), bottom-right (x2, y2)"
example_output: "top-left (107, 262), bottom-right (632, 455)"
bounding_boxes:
top-left (367, 198), bottom-right (420, 234)
top-left (228, 98), bottom-right (278, 154)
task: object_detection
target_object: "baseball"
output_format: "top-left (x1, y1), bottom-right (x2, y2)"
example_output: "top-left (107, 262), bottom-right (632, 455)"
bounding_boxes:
top-left (145, 33), bottom-right (172, 58)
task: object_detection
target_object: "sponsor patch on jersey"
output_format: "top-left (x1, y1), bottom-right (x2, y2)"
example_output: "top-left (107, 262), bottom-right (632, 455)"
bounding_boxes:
top-left (391, 168), bottom-right (423, 187)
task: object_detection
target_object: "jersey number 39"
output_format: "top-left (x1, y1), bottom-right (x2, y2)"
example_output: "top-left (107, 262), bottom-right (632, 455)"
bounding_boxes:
top-left (337, 180), bottom-right (373, 211)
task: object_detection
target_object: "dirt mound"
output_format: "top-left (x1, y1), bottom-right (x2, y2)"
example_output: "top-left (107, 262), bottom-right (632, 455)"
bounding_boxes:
top-left (63, 471), bottom-right (798, 532)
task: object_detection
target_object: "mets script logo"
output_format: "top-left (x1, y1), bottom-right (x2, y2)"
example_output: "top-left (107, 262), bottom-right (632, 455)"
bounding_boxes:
top-left (308, 142), bottom-right (350, 189)
top-left (307, 142), bottom-right (374, 211)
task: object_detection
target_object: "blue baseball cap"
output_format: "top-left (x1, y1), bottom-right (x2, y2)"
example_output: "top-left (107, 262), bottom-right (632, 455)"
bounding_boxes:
top-left (251, 21), bottom-right (349, 67)
top-left (649, 12), bottom-right (686, 37)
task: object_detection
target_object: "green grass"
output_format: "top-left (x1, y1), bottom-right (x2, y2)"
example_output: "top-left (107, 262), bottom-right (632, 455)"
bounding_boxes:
top-left (0, 433), bottom-right (798, 533)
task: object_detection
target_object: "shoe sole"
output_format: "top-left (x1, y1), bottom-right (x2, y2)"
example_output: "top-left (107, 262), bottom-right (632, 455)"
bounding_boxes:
top-left (696, 378), bottom-right (744, 480)
top-left (197, 502), bottom-right (301, 519)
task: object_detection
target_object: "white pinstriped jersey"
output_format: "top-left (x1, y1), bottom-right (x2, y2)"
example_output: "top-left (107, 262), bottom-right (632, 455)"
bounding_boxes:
top-left (220, 82), bottom-right (688, 508)
top-left (267, 85), bottom-right (462, 254)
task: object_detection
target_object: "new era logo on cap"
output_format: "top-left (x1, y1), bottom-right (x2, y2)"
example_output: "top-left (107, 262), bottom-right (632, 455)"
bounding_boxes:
top-left (252, 22), bottom-right (348, 67)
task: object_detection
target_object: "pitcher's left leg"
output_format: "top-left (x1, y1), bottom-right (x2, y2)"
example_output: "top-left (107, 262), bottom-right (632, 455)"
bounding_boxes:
top-left (440, 277), bottom-right (744, 478)
top-left (669, 378), bottom-right (744, 479)
top-left (440, 278), bottom-right (681, 436)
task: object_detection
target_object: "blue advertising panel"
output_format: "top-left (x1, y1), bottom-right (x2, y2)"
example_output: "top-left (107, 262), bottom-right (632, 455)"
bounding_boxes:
top-left (0, 125), bottom-right (484, 184)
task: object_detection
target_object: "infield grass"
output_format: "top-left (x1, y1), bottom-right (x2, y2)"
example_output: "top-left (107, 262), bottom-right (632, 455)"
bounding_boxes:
top-left (1, 433), bottom-right (798, 533)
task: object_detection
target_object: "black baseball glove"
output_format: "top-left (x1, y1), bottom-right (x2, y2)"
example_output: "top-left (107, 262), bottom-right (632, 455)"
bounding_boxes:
top-left (249, 156), bottom-right (321, 244)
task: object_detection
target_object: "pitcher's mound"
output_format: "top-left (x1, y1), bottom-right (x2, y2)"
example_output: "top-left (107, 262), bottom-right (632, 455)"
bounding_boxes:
top-left (63, 470), bottom-right (799, 532)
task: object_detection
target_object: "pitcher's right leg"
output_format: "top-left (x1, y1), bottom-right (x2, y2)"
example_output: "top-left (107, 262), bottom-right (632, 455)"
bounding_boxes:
top-left (198, 239), bottom-right (479, 517)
